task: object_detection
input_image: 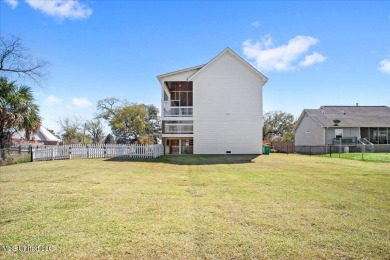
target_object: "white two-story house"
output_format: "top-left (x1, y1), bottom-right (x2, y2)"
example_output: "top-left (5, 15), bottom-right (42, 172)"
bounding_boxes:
top-left (157, 48), bottom-right (268, 154)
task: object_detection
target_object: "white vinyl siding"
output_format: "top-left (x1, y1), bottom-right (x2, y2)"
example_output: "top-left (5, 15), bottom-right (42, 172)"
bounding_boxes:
top-left (192, 51), bottom-right (263, 154)
top-left (294, 114), bottom-right (324, 146)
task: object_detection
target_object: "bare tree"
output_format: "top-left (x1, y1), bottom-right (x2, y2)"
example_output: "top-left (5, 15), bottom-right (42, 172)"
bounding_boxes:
top-left (0, 35), bottom-right (50, 85)
top-left (96, 97), bottom-right (121, 121)
top-left (58, 117), bottom-right (83, 144)
top-left (85, 119), bottom-right (105, 144)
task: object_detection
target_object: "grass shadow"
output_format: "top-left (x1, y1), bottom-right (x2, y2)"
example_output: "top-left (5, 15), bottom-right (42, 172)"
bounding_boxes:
top-left (104, 154), bottom-right (260, 165)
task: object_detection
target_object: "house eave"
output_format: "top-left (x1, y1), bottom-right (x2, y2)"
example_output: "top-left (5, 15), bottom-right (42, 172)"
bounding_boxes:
top-left (157, 64), bottom-right (205, 81)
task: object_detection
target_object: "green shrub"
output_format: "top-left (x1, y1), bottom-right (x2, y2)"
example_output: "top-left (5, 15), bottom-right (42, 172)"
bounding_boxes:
top-left (0, 154), bottom-right (31, 166)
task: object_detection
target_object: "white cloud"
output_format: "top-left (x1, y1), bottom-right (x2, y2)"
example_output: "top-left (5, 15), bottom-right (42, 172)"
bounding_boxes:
top-left (72, 97), bottom-right (92, 108)
top-left (44, 95), bottom-right (62, 105)
top-left (299, 52), bottom-right (327, 67)
top-left (4, 0), bottom-right (18, 9)
top-left (251, 21), bottom-right (260, 27)
top-left (242, 35), bottom-right (326, 71)
top-left (378, 59), bottom-right (390, 75)
top-left (25, 0), bottom-right (92, 20)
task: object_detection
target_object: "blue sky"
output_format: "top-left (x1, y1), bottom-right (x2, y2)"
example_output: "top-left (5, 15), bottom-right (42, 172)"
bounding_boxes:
top-left (1, 0), bottom-right (390, 133)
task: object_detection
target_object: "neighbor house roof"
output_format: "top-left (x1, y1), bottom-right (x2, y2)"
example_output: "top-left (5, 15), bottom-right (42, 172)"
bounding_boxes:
top-left (294, 106), bottom-right (390, 131)
top-left (38, 127), bottom-right (61, 142)
top-left (12, 126), bottom-right (61, 142)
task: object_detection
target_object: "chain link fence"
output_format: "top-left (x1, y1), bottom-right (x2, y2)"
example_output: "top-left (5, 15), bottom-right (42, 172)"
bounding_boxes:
top-left (293, 144), bottom-right (390, 162)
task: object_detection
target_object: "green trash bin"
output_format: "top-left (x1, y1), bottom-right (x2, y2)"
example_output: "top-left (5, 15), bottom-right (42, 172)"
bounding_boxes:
top-left (263, 146), bottom-right (270, 155)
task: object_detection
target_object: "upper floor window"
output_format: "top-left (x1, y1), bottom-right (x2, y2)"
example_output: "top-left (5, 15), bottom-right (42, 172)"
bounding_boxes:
top-left (165, 81), bottom-right (193, 107)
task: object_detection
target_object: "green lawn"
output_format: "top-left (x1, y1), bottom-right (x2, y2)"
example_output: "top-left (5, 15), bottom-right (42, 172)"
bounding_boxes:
top-left (0, 154), bottom-right (389, 259)
top-left (320, 152), bottom-right (390, 163)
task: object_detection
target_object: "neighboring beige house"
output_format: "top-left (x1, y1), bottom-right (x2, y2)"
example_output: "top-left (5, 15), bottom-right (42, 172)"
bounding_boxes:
top-left (293, 105), bottom-right (390, 152)
top-left (158, 48), bottom-right (268, 154)
top-left (12, 127), bottom-right (62, 146)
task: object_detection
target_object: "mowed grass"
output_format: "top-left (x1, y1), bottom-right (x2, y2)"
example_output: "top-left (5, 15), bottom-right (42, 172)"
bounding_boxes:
top-left (320, 152), bottom-right (390, 163)
top-left (0, 154), bottom-right (389, 259)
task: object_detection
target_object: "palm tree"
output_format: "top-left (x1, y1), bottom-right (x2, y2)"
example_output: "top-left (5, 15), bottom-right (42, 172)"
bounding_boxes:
top-left (0, 77), bottom-right (41, 148)
top-left (22, 103), bottom-right (41, 142)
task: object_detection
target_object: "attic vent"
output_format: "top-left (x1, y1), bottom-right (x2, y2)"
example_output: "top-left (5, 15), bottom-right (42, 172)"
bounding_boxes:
top-left (333, 119), bottom-right (341, 126)
top-left (226, 151), bottom-right (231, 154)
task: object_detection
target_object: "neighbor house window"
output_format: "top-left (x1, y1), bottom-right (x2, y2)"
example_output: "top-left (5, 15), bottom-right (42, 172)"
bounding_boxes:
top-left (335, 129), bottom-right (343, 139)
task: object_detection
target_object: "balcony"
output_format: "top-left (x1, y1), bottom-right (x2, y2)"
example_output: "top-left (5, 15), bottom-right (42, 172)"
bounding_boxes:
top-left (332, 137), bottom-right (358, 145)
top-left (164, 106), bottom-right (193, 117)
top-left (164, 123), bottom-right (193, 134)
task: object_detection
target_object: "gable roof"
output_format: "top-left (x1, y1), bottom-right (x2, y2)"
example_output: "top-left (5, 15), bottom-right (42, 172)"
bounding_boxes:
top-left (188, 48), bottom-right (268, 84)
top-left (39, 127), bottom-right (61, 142)
top-left (157, 48), bottom-right (268, 85)
top-left (157, 64), bottom-right (204, 80)
top-left (12, 126), bottom-right (61, 142)
top-left (294, 106), bottom-right (390, 131)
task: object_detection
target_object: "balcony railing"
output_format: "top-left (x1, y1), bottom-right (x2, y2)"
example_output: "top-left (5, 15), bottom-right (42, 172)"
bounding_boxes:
top-left (164, 124), bottom-right (193, 134)
top-left (332, 137), bottom-right (358, 145)
top-left (181, 146), bottom-right (193, 154)
top-left (170, 146), bottom-right (180, 154)
top-left (164, 106), bottom-right (193, 117)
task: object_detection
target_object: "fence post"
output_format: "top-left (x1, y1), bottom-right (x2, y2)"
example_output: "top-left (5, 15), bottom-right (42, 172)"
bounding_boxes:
top-left (18, 145), bottom-right (22, 154)
top-left (30, 147), bottom-right (34, 162)
top-left (87, 145), bottom-right (89, 159)
top-left (339, 139), bottom-right (341, 158)
top-left (69, 146), bottom-right (72, 159)
top-left (52, 147), bottom-right (54, 160)
top-left (104, 145), bottom-right (107, 158)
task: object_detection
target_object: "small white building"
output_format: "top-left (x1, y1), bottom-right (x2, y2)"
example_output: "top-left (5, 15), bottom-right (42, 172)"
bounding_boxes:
top-left (12, 126), bottom-right (62, 146)
top-left (158, 48), bottom-right (268, 154)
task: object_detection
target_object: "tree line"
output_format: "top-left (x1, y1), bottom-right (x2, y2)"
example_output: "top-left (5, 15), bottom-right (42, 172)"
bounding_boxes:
top-left (1, 34), bottom-right (297, 153)
top-left (0, 35), bottom-right (162, 148)
top-left (58, 99), bottom-right (161, 145)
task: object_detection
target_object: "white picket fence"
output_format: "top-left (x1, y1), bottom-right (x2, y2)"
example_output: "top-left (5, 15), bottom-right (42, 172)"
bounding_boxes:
top-left (32, 144), bottom-right (164, 161)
